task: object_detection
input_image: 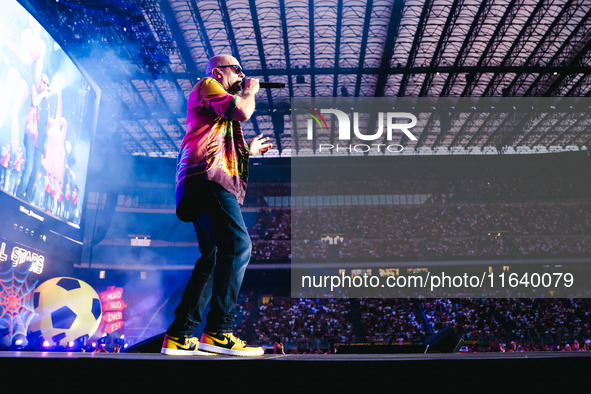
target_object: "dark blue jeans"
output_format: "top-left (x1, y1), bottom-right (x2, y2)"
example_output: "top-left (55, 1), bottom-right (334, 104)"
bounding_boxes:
top-left (18, 136), bottom-right (41, 202)
top-left (167, 181), bottom-right (252, 337)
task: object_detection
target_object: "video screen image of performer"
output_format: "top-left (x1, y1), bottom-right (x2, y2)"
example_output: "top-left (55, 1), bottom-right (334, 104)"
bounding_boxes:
top-left (0, 2), bottom-right (89, 226)
top-left (160, 54), bottom-right (272, 357)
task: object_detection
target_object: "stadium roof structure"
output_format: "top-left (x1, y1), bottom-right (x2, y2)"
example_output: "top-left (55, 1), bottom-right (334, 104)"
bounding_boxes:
top-left (20, 0), bottom-right (591, 158)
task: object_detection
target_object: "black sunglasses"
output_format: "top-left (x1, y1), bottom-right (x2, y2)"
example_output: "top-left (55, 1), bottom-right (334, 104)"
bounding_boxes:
top-left (217, 64), bottom-right (243, 75)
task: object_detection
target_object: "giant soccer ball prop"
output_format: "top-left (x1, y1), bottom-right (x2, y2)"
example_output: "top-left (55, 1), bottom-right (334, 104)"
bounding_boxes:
top-left (28, 277), bottom-right (102, 346)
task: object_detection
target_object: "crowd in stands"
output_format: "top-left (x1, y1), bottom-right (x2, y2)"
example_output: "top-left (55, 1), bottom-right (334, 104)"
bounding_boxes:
top-left (247, 199), bottom-right (591, 262)
top-left (110, 153), bottom-right (591, 265)
top-left (243, 153), bottom-right (591, 263)
top-left (289, 176), bottom-right (591, 203)
top-left (239, 296), bottom-right (355, 349)
top-left (291, 200), bottom-right (591, 241)
top-left (421, 297), bottom-right (591, 351)
top-left (232, 295), bottom-right (591, 354)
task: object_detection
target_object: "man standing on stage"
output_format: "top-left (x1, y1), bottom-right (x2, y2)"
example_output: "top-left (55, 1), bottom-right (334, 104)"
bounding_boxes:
top-left (161, 54), bottom-right (271, 356)
top-left (19, 73), bottom-right (50, 203)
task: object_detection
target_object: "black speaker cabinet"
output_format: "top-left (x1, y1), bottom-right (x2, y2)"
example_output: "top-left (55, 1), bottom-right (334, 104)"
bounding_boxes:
top-left (425, 327), bottom-right (464, 353)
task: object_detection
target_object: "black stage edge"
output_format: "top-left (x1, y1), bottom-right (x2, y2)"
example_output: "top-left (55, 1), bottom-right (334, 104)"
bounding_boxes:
top-left (1, 350), bottom-right (590, 390)
top-left (0, 327), bottom-right (584, 390)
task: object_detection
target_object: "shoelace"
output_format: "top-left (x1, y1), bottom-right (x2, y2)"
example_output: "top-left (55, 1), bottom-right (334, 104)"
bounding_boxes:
top-left (226, 333), bottom-right (247, 347)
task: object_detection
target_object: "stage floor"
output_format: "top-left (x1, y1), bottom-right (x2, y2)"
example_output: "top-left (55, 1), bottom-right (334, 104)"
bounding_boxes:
top-left (2, 350), bottom-right (590, 389)
top-left (2, 349), bottom-right (591, 362)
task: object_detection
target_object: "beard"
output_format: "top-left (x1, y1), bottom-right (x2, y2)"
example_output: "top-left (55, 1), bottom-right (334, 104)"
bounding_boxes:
top-left (228, 81), bottom-right (242, 95)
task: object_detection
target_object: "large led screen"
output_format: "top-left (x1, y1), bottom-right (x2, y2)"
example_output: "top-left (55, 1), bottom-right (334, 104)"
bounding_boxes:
top-left (0, 0), bottom-right (99, 278)
top-left (1, 0), bottom-right (96, 226)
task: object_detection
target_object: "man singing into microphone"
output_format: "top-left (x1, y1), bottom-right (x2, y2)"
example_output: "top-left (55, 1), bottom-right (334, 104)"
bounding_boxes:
top-left (161, 54), bottom-right (271, 356)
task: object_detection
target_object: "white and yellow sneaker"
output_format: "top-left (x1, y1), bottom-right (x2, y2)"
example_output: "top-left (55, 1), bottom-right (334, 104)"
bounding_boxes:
top-left (160, 334), bottom-right (216, 356)
top-left (198, 332), bottom-right (264, 356)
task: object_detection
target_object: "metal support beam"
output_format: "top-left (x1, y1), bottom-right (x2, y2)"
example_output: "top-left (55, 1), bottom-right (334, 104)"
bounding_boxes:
top-left (189, 0), bottom-right (214, 58)
top-left (439, 0), bottom-right (492, 97)
top-left (480, 0), bottom-right (550, 97)
top-left (248, 0), bottom-right (280, 153)
top-left (461, 0), bottom-right (524, 97)
top-left (332, 0), bottom-right (343, 97)
top-left (309, 0), bottom-right (316, 97)
top-left (397, 0), bottom-right (432, 97)
top-left (521, 4), bottom-right (591, 96)
top-left (375, 0), bottom-right (404, 97)
top-left (354, 0), bottom-right (373, 97)
top-left (419, 0), bottom-right (463, 97)
top-left (159, 0), bottom-right (200, 84)
top-left (279, 0), bottom-right (294, 98)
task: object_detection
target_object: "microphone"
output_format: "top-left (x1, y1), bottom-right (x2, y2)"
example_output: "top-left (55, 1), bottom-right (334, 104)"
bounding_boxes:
top-left (242, 81), bottom-right (285, 89)
top-left (260, 82), bottom-right (285, 88)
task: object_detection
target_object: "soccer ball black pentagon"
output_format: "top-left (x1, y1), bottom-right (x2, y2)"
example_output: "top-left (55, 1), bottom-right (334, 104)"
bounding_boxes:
top-left (28, 277), bottom-right (102, 346)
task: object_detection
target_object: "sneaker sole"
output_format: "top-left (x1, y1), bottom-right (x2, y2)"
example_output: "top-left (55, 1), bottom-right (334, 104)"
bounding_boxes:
top-left (160, 347), bottom-right (217, 356)
top-left (198, 343), bottom-right (264, 357)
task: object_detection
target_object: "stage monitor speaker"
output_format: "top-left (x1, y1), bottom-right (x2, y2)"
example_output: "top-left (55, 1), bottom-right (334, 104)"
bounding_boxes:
top-left (123, 332), bottom-right (165, 353)
top-left (424, 327), bottom-right (464, 353)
